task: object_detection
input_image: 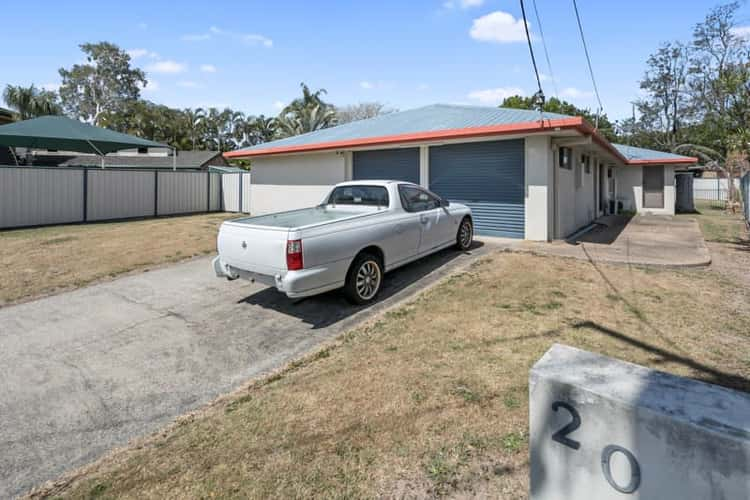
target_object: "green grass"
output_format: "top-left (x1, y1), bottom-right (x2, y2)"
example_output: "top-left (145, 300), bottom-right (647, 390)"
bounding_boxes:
top-left (688, 201), bottom-right (749, 244)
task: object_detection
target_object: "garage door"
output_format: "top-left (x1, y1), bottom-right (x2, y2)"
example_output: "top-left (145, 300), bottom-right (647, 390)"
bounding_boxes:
top-left (353, 148), bottom-right (419, 184)
top-left (429, 139), bottom-right (525, 238)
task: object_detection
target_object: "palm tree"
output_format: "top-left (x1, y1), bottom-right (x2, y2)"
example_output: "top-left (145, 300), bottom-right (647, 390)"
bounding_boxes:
top-left (3, 84), bottom-right (62, 120)
top-left (276, 83), bottom-right (337, 138)
top-left (252, 115), bottom-right (278, 143)
top-left (184, 107), bottom-right (206, 149)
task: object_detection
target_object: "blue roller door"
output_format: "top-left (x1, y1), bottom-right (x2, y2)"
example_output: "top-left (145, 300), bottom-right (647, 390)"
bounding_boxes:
top-left (353, 148), bottom-right (420, 184)
top-left (429, 139), bottom-right (525, 238)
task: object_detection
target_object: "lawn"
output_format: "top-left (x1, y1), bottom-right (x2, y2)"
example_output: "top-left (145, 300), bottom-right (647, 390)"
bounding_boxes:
top-left (32, 249), bottom-right (750, 499)
top-left (688, 201), bottom-right (749, 244)
top-left (0, 213), bottom-right (236, 306)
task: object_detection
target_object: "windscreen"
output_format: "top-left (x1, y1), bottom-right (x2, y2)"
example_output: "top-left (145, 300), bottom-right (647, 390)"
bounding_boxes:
top-left (327, 185), bottom-right (389, 207)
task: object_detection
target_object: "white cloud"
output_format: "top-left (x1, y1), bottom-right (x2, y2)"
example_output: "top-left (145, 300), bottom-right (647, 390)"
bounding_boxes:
top-left (731, 26), bottom-right (750, 40)
top-left (467, 86), bottom-right (524, 105)
top-left (41, 82), bottom-right (60, 92)
top-left (200, 64), bottom-right (217, 73)
top-left (127, 48), bottom-right (159, 60)
top-left (470, 11), bottom-right (528, 43)
top-left (444, 0), bottom-right (484, 9)
top-left (141, 80), bottom-right (159, 93)
top-left (146, 60), bottom-right (187, 74)
top-left (183, 26), bottom-right (273, 48)
top-left (561, 87), bottom-right (594, 99)
top-left (177, 80), bottom-right (201, 88)
top-left (273, 100), bottom-right (286, 110)
top-left (360, 81), bottom-right (375, 89)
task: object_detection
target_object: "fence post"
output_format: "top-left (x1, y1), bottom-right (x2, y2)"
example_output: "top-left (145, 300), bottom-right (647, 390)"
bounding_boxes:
top-left (82, 168), bottom-right (88, 222)
top-left (154, 170), bottom-right (159, 217)
top-left (206, 171), bottom-right (211, 212)
top-left (219, 173), bottom-right (224, 211)
top-left (238, 172), bottom-right (243, 213)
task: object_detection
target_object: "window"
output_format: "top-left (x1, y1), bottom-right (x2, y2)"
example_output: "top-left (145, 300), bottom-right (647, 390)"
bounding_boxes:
top-left (137, 147), bottom-right (148, 154)
top-left (327, 185), bottom-right (389, 207)
top-left (398, 185), bottom-right (441, 212)
top-left (583, 155), bottom-right (591, 174)
top-left (558, 147), bottom-right (572, 170)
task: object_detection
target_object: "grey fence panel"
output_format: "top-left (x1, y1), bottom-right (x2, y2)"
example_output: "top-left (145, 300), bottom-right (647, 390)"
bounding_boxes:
top-left (241, 173), bottom-right (252, 213)
top-left (222, 173), bottom-right (240, 212)
top-left (209, 173), bottom-right (222, 211)
top-left (87, 170), bottom-right (156, 221)
top-left (157, 171), bottom-right (209, 215)
top-left (0, 167), bottom-right (84, 228)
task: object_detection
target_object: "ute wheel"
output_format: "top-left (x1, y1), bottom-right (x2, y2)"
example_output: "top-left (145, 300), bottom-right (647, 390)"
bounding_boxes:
top-left (344, 253), bottom-right (383, 305)
top-left (456, 217), bottom-right (473, 250)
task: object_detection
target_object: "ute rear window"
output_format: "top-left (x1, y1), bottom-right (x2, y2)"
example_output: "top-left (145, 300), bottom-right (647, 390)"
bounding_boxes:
top-left (327, 185), bottom-right (389, 207)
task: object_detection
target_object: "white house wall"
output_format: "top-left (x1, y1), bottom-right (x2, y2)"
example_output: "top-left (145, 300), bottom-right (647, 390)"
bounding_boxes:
top-left (615, 165), bottom-right (675, 216)
top-left (524, 135), bottom-right (553, 241)
top-left (250, 152), bottom-right (346, 214)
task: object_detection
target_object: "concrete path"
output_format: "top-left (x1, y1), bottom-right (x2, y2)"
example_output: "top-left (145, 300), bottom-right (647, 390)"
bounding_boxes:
top-left (0, 244), bottom-right (489, 499)
top-left (485, 215), bottom-right (711, 267)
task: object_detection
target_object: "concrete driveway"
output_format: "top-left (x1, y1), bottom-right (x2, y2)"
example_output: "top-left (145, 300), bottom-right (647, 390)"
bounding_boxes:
top-left (0, 244), bottom-right (488, 499)
top-left (506, 215), bottom-right (711, 267)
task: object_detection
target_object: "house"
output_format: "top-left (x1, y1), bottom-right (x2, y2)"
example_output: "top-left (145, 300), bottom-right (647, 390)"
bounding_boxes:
top-left (29, 149), bottom-right (229, 170)
top-left (0, 107), bottom-right (13, 125)
top-left (224, 104), bottom-right (697, 241)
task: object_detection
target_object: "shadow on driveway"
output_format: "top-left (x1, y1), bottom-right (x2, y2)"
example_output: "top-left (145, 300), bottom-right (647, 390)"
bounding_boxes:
top-left (238, 241), bottom-right (485, 329)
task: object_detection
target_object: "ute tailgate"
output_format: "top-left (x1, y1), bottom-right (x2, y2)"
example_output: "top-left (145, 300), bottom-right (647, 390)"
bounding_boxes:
top-left (217, 222), bottom-right (289, 275)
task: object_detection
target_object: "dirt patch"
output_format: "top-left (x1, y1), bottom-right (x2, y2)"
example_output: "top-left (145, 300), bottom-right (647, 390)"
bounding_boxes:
top-left (29, 249), bottom-right (750, 499)
top-left (0, 213), bottom-right (236, 306)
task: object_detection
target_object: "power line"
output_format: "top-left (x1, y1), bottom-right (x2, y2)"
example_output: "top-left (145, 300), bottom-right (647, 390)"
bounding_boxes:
top-left (519, 0), bottom-right (545, 113)
top-left (572, 0), bottom-right (604, 121)
top-left (531, 0), bottom-right (559, 99)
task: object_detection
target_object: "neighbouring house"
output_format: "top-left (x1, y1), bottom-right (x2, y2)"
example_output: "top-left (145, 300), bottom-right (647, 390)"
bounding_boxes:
top-left (225, 104), bottom-right (697, 240)
top-left (28, 148), bottom-right (229, 170)
top-left (0, 107), bottom-right (13, 125)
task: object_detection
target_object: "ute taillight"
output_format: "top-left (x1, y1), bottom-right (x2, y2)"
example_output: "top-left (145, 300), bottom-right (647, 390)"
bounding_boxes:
top-left (286, 239), bottom-right (303, 270)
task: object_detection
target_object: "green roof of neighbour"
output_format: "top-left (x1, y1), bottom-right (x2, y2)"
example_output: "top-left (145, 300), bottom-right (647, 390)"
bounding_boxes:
top-left (237, 104), bottom-right (572, 153)
top-left (612, 144), bottom-right (694, 163)
top-left (0, 115), bottom-right (167, 154)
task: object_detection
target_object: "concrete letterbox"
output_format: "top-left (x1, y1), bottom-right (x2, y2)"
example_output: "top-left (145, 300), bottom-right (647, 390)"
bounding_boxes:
top-left (529, 344), bottom-right (750, 499)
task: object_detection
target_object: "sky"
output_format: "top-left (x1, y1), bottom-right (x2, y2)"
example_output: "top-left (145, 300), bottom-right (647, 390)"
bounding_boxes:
top-left (2, 0), bottom-right (749, 122)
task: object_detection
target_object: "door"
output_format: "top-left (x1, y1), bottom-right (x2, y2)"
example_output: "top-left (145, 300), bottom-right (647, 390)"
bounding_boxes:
top-left (643, 166), bottom-right (665, 209)
top-left (398, 185), bottom-right (455, 254)
top-left (353, 148), bottom-right (420, 184)
top-left (429, 139), bottom-right (524, 238)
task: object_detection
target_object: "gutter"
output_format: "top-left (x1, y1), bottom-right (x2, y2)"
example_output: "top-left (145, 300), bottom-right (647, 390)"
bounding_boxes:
top-left (225, 116), bottom-right (698, 166)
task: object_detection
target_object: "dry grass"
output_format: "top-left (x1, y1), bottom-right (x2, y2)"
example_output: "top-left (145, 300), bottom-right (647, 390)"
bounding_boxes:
top-left (688, 201), bottom-right (749, 244)
top-left (0, 213), bottom-right (236, 306)
top-left (34, 249), bottom-right (750, 499)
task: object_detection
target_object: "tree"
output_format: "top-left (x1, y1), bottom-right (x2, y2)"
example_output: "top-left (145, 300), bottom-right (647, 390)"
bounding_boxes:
top-left (183, 108), bottom-right (206, 150)
top-left (276, 83), bottom-right (337, 137)
top-left (500, 95), bottom-right (618, 141)
top-left (58, 42), bottom-right (146, 126)
top-left (251, 115), bottom-right (278, 143)
top-left (2, 84), bottom-right (61, 119)
top-left (335, 102), bottom-right (393, 124)
top-left (688, 1), bottom-right (750, 157)
top-left (636, 42), bottom-right (691, 150)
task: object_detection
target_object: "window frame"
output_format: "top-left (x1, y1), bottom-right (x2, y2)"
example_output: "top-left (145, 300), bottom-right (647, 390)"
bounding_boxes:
top-left (398, 185), bottom-right (442, 213)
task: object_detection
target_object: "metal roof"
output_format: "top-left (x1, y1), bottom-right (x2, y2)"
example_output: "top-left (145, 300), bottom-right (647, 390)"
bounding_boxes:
top-left (237, 104), bottom-right (571, 152)
top-left (611, 144), bottom-right (693, 162)
top-left (226, 104), bottom-right (697, 165)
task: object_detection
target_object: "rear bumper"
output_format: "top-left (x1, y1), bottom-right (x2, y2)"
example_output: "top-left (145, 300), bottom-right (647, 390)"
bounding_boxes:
top-left (212, 256), bottom-right (345, 298)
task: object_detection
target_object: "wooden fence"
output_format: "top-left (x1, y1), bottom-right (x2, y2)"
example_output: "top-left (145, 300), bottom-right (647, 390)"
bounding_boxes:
top-left (0, 166), bottom-right (251, 230)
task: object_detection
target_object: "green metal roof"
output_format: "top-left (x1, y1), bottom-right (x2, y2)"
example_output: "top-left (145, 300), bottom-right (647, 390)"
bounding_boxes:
top-left (238, 104), bottom-right (571, 153)
top-left (0, 115), bottom-right (167, 154)
top-left (611, 144), bottom-right (693, 162)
